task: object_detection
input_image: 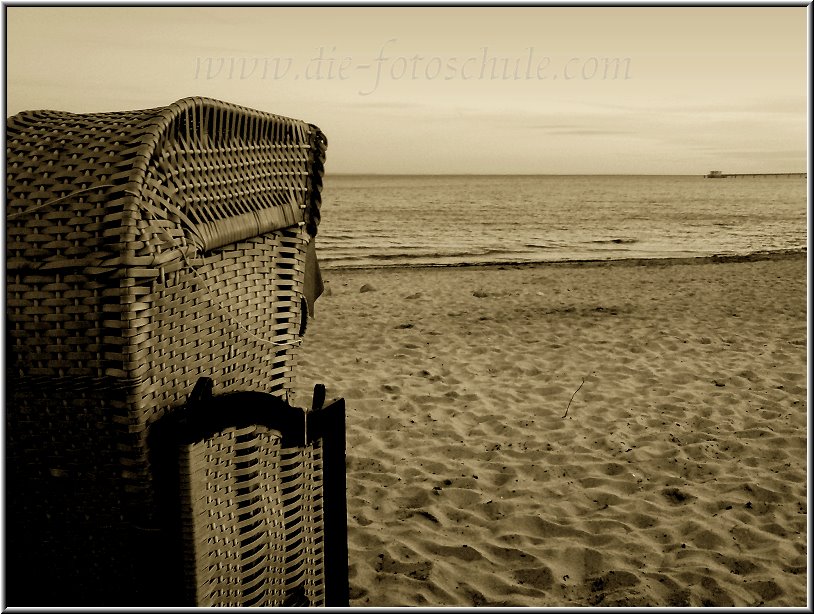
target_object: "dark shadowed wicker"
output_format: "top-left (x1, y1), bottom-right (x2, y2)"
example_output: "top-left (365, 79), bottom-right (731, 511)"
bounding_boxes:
top-left (150, 379), bottom-right (348, 607)
top-left (5, 97), bottom-right (328, 605)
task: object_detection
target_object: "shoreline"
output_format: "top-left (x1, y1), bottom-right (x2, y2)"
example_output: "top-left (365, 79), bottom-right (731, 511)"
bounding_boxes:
top-left (318, 247), bottom-right (807, 272)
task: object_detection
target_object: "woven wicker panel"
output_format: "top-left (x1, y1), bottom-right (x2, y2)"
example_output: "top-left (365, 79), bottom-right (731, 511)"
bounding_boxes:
top-left (4, 375), bottom-right (142, 604)
top-left (6, 97), bottom-right (325, 265)
top-left (125, 229), bottom-right (308, 515)
top-left (5, 97), bottom-right (327, 605)
top-left (181, 425), bottom-right (326, 606)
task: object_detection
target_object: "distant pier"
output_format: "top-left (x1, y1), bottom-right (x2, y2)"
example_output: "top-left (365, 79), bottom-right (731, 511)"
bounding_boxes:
top-left (705, 170), bottom-right (807, 179)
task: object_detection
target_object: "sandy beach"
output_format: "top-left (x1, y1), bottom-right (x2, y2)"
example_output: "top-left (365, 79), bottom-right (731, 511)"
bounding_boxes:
top-left (290, 252), bottom-right (807, 607)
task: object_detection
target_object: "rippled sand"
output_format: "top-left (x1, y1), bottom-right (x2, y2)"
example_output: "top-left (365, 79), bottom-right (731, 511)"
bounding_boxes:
top-left (290, 253), bottom-right (807, 607)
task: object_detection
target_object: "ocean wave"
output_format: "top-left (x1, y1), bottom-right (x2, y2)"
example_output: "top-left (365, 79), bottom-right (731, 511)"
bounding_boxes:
top-left (319, 246), bottom-right (523, 263)
top-left (588, 238), bottom-right (639, 245)
top-left (319, 247), bottom-right (806, 270)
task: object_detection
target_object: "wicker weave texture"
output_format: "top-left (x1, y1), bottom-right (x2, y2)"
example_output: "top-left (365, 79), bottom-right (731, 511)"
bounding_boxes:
top-left (181, 425), bottom-right (326, 606)
top-left (5, 97), bottom-right (327, 604)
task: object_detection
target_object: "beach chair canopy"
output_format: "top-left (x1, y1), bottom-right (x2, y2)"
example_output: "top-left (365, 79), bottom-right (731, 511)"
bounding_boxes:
top-left (6, 95), bottom-right (327, 273)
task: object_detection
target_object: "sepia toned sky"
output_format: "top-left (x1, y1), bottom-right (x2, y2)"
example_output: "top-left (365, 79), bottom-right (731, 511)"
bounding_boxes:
top-left (4, 6), bottom-right (808, 175)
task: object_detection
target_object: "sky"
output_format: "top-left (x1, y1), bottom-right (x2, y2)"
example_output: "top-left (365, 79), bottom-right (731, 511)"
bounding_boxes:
top-left (4, 6), bottom-right (809, 175)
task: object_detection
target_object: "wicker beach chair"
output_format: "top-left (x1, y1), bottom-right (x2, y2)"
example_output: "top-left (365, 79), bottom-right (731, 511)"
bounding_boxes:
top-left (5, 97), bottom-right (339, 605)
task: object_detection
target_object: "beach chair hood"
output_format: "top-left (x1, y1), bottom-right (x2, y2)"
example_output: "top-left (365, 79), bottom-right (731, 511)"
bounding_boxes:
top-left (6, 96), bottom-right (327, 275)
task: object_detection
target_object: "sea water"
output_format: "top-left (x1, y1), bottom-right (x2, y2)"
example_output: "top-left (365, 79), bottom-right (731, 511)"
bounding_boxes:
top-left (315, 174), bottom-right (807, 268)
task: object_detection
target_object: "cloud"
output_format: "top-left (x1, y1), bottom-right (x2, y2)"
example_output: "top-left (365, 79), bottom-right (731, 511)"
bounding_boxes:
top-left (526, 125), bottom-right (634, 136)
top-left (693, 148), bottom-right (806, 161)
top-left (564, 95), bottom-right (807, 119)
top-left (333, 100), bottom-right (426, 111)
